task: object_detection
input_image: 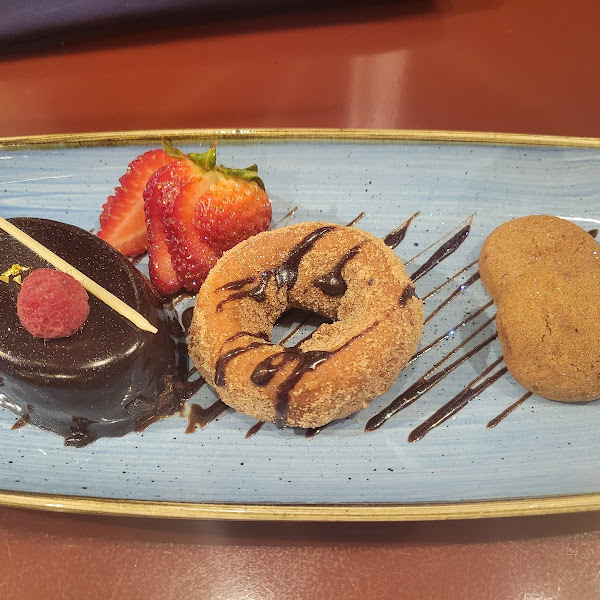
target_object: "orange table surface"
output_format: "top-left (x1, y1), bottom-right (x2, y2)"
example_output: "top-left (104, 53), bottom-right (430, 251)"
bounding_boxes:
top-left (1, 0), bottom-right (600, 138)
top-left (1, 1), bottom-right (600, 599)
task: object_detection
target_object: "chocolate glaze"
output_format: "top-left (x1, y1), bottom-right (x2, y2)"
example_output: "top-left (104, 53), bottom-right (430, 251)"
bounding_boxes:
top-left (313, 244), bottom-right (362, 296)
top-left (0, 218), bottom-right (188, 446)
top-left (215, 226), bottom-right (336, 312)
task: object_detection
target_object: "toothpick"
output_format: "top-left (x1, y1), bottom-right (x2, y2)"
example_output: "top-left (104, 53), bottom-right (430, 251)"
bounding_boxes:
top-left (0, 217), bottom-right (158, 334)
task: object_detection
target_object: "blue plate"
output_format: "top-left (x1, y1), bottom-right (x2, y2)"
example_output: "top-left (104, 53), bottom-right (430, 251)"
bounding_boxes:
top-left (0, 130), bottom-right (599, 520)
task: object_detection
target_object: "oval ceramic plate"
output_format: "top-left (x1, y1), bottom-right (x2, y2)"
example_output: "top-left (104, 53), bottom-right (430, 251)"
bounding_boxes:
top-left (0, 129), bottom-right (599, 521)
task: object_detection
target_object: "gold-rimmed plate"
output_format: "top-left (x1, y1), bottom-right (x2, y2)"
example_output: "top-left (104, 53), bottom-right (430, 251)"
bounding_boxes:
top-left (1, 129), bottom-right (599, 520)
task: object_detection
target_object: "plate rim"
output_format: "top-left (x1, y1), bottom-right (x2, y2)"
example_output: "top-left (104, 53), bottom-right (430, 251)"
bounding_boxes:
top-left (1, 127), bottom-right (600, 149)
top-left (1, 127), bottom-right (600, 521)
top-left (2, 489), bottom-right (600, 521)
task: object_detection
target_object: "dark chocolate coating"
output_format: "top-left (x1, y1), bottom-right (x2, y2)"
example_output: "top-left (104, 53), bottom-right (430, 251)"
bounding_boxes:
top-left (0, 218), bottom-right (187, 446)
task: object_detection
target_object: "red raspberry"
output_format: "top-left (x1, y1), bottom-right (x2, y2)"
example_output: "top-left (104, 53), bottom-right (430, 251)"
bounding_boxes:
top-left (17, 269), bottom-right (90, 338)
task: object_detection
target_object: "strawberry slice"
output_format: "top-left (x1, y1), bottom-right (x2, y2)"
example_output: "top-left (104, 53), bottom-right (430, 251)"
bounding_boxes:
top-left (163, 179), bottom-right (220, 293)
top-left (143, 162), bottom-right (187, 296)
top-left (98, 149), bottom-right (176, 257)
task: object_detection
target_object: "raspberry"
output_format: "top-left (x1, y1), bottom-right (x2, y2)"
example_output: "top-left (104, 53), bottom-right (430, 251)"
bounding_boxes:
top-left (17, 269), bottom-right (90, 339)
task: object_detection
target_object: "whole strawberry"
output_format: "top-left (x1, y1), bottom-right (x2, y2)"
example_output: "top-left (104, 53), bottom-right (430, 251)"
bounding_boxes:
top-left (188, 148), bottom-right (271, 255)
top-left (144, 143), bottom-right (271, 295)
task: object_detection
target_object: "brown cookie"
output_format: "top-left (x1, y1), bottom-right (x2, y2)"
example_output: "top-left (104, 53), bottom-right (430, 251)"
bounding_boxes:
top-left (496, 267), bottom-right (600, 402)
top-left (479, 215), bottom-right (600, 302)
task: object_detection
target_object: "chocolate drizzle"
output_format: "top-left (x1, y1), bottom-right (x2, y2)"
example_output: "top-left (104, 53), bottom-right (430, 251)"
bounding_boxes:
top-left (366, 330), bottom-right (498, 431)
top-left (422, 259), bottom-right (479, 303)
top-left (399, 285), bottom-right (416, 308)
top-left (408, 359), bottom-right (507, 442)
top-left (313, 244), bottom-right (362, 296)
top-left (306, 425), bottom-right (327, 437)
top-left (424, 271), bottom-right (481, 324)
top-left (186, 400), bottom-right (229, 432)
top-left (202, 215), bottom-right (508, 438)
top-left (215, 341), bottom-right (271, 386)
top-left (410, 224), bottom-right (471, 282)
top-left (184, 213), bottom-right (598, 441)
top-left (245, 421), bottom-right (265, 438)
top-left (216, 226), bottom-right (336, 312)
top-left (487, 391), bottom-right (533, 429)
top-left (346, 212), bottom-right (365, 227)
top-left (252, 322), bottom-right (379, 429)
top-left (410, 301), bottom-right (494, 363)
top-left (11, 413), bottom-right (30, 430)
top-left (181, 306), bottom-right (195, 334)
top-left (383, 212), bottom-right (419, 249)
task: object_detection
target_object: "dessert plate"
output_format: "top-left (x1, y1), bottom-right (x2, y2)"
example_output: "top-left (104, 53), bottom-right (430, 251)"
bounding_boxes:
top-left (1, 129), bottom-right (600, 521)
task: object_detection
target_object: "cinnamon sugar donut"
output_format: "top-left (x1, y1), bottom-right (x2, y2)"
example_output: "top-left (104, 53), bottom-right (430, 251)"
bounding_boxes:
top-left (188, 222), bottom-right (424, 428)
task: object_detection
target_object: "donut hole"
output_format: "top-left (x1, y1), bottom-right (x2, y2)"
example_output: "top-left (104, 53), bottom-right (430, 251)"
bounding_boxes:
top-left (271, 308), bottom-right (334, 348)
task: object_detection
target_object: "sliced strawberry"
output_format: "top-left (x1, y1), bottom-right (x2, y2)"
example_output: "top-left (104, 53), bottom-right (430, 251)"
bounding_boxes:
top-left (143, 163), bottom-right (186, 296)
top-left (194, 172), bottom-right (271, 255)
top-left (163, 179), bottom-right (220, 293)
top-left (98, 149), bottom-right (176, 257)
top-left (141, 142), bottom-right (271, 296)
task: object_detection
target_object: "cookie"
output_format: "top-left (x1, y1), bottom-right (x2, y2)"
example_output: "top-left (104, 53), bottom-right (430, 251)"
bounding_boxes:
top-left (479, 215), bottom-right (600, 302)
top-left (496, 266), bottom-right (600, 402)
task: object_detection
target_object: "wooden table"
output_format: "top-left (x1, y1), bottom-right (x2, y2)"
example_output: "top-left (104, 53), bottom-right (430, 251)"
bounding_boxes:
top-left (1, 1), bottom-right (600, 598)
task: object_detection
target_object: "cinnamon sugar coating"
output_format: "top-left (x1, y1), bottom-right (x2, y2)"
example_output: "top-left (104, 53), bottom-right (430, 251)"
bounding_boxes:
top-left (188, 222), bottom-right (424, 428)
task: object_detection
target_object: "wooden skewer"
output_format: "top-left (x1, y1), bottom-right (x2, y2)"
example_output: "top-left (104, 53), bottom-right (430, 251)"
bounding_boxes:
top-left (0, 216), bottom-right (158, 334)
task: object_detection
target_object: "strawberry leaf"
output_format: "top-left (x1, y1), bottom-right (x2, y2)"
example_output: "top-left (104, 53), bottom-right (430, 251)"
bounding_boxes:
top-left (218, 164), bottom-right (265, 190)
top-left (188, 145), bottom-right (217, 171)
top-left (162, 139), bottom-right (187, 160)
top-left (162, 140), bottom-right (217, 171)
top-left (162, 141), bottom-right (265, 188)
